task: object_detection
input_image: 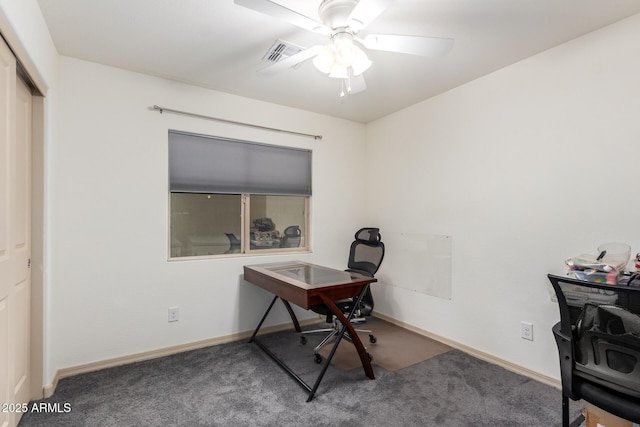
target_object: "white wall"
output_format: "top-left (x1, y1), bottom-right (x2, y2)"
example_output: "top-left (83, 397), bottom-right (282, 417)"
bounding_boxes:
top-left (366, 13), bottom-right (640, 379)
top-left (48, 56), bottom-right (367, 383)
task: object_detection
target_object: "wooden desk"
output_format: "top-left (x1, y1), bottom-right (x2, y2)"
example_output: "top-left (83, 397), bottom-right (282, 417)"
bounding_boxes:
top-left (244, 261), bottom-right (377, 401)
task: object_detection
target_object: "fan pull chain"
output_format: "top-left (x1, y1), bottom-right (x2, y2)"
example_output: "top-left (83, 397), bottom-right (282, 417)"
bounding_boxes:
top-left (340, 67), bottom-right (354, 97)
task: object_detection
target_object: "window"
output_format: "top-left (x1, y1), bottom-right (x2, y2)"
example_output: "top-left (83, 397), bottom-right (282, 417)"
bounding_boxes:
top-left (168, 131), bottom-right (311, 258)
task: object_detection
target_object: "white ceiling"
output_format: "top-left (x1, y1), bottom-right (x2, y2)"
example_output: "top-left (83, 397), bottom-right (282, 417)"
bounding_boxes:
top-left (36, 0), bottom-right (640, 123)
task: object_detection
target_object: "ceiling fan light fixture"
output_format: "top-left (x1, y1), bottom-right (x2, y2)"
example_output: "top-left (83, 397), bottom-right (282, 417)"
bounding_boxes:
top-left (313, 40), bottom-right (371, 77)
top-left (351, 48), bottom-right (372, 75)
top-left (333, 37), bottom-right (357, 66)
top-left (313, 45), bottom-right (336, 74)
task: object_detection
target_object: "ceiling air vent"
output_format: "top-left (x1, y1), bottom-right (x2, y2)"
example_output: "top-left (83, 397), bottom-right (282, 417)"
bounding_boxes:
top-left (262, 39), bottom-right (304, 63)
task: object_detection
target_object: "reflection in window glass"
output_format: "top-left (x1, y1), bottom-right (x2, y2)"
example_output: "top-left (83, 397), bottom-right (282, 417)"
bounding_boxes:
top-left (170, 193), bottom-right (241, 257)
top-left (249, 195), bottom-right (306, 252)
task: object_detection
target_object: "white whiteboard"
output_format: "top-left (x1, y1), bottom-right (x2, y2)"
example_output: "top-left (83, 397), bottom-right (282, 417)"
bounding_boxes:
top-left (377, 232), bottom-right (452, 300)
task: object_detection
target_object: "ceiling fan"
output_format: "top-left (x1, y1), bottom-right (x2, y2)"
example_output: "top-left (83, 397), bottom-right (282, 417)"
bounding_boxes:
top-left (235, 0), bottom-right (454, 96)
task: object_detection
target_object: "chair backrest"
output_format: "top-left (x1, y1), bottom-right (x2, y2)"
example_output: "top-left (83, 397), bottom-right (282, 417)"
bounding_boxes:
top-left (224, 233), bottom-right (241, 254)
top-left (280, 225), bottom-right (301, 248)
top-left (548, 274), bottom-right (640, 399)
top-left (346, 228), bottom-right (385, 316)
top-left (225, 233), bottom-right (240, 246)
top-left (346, 227), bottom-right (385, 276)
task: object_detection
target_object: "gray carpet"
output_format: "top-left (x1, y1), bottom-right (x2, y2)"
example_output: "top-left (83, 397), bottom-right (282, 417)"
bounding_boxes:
top-left (18, 324), bottom-right (582, 427)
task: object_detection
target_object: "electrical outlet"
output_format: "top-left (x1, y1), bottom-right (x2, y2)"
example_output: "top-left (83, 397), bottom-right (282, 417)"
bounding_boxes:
top-left (521, 321), bottom-right (533, 341)
top-left (168, 307), bottom-right (179, 323)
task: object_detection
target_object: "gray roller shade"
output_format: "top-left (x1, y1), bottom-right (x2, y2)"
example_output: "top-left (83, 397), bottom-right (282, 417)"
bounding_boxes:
top-left (169, 130), bottom-right (312, 196)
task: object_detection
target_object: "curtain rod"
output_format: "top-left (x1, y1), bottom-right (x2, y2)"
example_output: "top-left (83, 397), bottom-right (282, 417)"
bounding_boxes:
top-left (153, 105), bottom-right (322, 140)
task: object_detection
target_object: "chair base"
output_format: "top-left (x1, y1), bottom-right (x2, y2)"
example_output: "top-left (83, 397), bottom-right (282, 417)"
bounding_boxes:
top-left (300, 317), bottom-right (376, 362)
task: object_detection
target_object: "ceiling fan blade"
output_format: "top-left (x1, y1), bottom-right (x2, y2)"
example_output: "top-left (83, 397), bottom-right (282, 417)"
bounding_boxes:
top-left (257, 46), bottom-right (322, 77)
top-left (347, 73), bottom-right (367, 95)
top-left (234, 0), bottom-right (329, 34)
top-left (347, 0), bottom-right (395, 32)
top-left (363, 34), bottom-right (454, 57)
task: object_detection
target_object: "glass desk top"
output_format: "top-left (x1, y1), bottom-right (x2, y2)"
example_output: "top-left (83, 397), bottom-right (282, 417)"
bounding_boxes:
top-left (270, 264), bottom-right (353, 286)
top-left (245, 261), bottom-right (373, 289)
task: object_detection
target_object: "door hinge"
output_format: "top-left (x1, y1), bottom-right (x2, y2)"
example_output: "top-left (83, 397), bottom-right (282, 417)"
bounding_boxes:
top-left (27, 258), bottom-right (31, 268)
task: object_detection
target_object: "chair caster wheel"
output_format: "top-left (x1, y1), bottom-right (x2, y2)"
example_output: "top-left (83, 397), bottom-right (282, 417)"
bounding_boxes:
top-left (367, 353), bottom-right (373, 361)
top-left (369, 334), bottom-right (377, 344)
top-left (314, 354), bottom-right (323, 364)
top-left (300, 336), bottom-right (307, 345)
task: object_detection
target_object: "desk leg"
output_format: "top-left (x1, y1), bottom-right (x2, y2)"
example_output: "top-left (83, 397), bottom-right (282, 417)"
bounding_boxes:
top-left (306, 287), bottom-right (374, 402)
top-left (279, 298), bottom-right (302, 333)
top-left (248, 295), bottom-right (278, 343)
top-left (249, 295), bottom-right (314, 395)
top-left (307, 316), bottom-right (350, 402)
top-left (318, 289), bottom-right (375, 380)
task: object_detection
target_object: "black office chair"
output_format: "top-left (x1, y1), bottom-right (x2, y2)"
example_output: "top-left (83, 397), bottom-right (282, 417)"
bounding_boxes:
top-left (547, 273), bottom-right (640, 426)
top-left (280, 225), bottom-right (302, 248)
top-left (301, 228), bottom-right (385, 363)
top-left (224, 233), bottom-right (241, 253)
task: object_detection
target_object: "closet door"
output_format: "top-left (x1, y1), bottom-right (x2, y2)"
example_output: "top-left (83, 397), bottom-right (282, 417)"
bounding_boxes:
top-left (11, 70), bottom-right (32, 423)
top-left (0, 35), bottom-right (32, 427)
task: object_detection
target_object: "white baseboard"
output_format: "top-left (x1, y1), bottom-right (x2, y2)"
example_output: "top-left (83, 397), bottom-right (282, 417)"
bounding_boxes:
top-left (372, 312), bottom-right (561, 390)
top-left (43, 318), bottom-right (322, 398)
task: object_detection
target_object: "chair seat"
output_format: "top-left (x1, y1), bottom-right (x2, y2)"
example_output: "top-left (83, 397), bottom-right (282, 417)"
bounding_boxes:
top-left (576, 378), bottom-right (640, 423)
top-left (310, 299), bottom-right (353, 316)
top-left (310, 268), bottom-right (375, 317)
